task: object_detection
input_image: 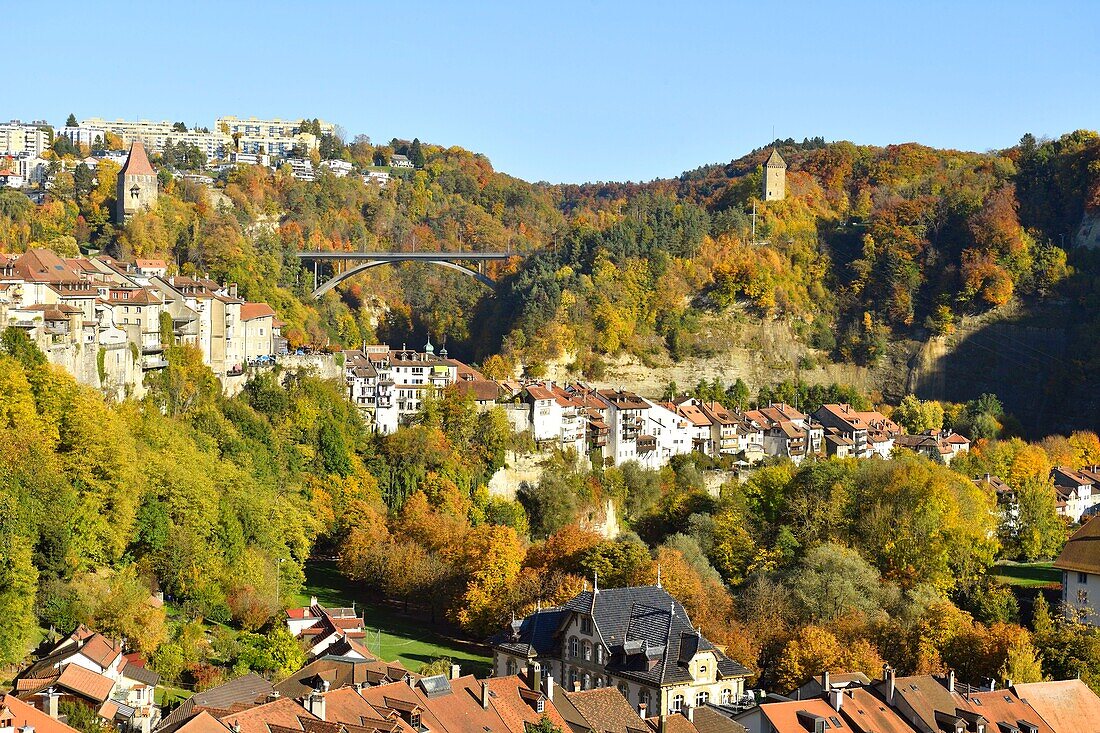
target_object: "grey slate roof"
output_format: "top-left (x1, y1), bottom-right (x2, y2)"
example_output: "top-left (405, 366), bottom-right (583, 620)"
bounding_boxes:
top-left (156, 672), bottom-right (274, 733)
top-left (492, 586), bottom-right (751, 687)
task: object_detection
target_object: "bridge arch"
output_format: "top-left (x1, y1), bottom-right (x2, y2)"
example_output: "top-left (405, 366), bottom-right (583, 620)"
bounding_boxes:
top-left (311, 258), bottom-right (496, 298)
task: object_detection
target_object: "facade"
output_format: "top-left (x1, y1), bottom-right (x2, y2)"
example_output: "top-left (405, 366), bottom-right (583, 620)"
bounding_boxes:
top-left (763, 149), bottom-right (785, 201)
top-left (1051, 466), bottom-right (1100, 522)
top-left (216, 116), bottom-right (335, 138)
top-left (1055, 517), bottom-right (1100, 624)
top-left (812, 404), bottom-right (900, 460)
top-left (115, 142), bottom-right (158, 224)
top-left (491, 584), bottom-right (752, 717)
top-left (0, 122), bottom-right (49, 157)
top-left (744, 403), bottom-right (822, 464)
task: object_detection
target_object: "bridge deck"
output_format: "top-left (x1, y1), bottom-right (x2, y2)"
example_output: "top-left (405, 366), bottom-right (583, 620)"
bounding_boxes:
top-left (296, 251), bottom-right (514, 261)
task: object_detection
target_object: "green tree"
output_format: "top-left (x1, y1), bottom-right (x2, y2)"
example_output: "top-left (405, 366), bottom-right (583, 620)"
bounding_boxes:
top-left (0, 531), bottom-right (39, 664)
top-left (791, 542), bottom-right (889, 622)
top-left (66, 113), bottom-right (78, 127)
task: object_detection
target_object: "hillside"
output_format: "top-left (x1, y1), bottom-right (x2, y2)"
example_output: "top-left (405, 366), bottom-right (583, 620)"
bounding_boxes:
top-left (4, 130), bottom-right (1100, 434)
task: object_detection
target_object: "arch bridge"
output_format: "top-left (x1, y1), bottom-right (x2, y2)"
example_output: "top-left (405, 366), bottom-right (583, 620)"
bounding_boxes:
top-left (296, 251), bottom-right (517, 299)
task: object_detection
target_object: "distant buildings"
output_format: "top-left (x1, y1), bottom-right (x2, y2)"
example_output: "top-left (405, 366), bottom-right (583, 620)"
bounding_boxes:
top-left (0, 121), bottom-right (49, 158)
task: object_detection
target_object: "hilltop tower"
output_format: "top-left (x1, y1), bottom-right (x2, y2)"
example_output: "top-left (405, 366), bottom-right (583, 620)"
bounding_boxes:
top-left (763, 148), bottom-right (786, 201)
top-left (115, 141), bottom-right (158, 224)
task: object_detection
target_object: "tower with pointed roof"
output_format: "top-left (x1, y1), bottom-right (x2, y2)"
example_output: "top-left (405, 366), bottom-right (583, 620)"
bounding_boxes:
top-left (763, 148), bottom-right (786, 201)
top-left (115, 141), bottom-right (158, 224)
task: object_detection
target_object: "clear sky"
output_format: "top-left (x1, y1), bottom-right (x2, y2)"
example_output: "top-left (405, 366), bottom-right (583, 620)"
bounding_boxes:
top-left (11, 1), bottom-right (1099, 183)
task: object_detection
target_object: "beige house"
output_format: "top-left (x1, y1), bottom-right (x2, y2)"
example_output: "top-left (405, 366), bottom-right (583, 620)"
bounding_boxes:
top-left (1055, 517), bottom-right (1100, 625)
top-left (491, 584), bottom-right (751, 717)
top-left (240, 302), bottom-right (277, 360)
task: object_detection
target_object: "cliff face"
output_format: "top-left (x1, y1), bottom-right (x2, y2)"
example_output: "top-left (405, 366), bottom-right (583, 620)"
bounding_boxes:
top-left (543, 302), bottom-right (1093, 439)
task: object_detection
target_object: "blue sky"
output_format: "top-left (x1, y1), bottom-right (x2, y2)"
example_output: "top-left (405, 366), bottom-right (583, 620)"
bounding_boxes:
top-left (12, 1), bottom-right (1099, 183)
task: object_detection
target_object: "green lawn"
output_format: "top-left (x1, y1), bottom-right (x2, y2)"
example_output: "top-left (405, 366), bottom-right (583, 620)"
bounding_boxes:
top-left (294, 560), bottom-right (491, 675)
top-left (990, 561), bottom-right (1061, 587)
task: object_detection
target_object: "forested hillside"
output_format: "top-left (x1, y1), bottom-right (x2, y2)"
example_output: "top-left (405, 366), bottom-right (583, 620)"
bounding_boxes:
top-left (3, 131), bottom-right (1099, 428)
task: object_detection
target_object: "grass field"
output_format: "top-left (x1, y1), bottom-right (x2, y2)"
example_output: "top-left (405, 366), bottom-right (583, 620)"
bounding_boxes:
top-left (294, 560), bottom-right (491, 675)
top-left (990, 561), bottom-right (1061, 587)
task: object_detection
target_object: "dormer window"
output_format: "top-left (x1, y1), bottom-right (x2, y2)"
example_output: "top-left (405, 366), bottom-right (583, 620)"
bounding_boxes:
top-left (581, 617), bottom-right (592, 634)
top-left (535, 698), bottom-right (545, 714)
top-left (409, 713), bottom-right (421, 730)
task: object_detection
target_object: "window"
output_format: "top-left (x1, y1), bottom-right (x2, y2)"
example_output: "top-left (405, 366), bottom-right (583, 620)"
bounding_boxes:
top-left (506, 659), bottom-right (517, 676)
top-left (569, 669), bottom-right (578, 689)
top-left (1081, 572), bottom-right (1089, 584)
top-left (595, 644), bottom-right (603, 664)
top-left (583, 641), bottom-right (592, 661)
top-left (570, 638), bottom-right (579, 658)
top-left (698, 664), bottom-right (708, 677)
top-left (409, 713), bottom-right (421, 730)
top-left (695, 691), bottom-right (708, 707)
top-left (618, 683), bottom-right (629, 697)
top-left (583, 673), bottom-right (591, 690)
top-left (581, 617), bottom-right (592, 634)
top-left (720, 689), bottom-right (732, 705)
top-left (671, 695), bottom-right (684, 713)
top-left (536, 699), bottom-right (545, 714)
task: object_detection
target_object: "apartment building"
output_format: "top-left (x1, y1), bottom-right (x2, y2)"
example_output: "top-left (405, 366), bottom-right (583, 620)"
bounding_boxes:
top-left (0, 121), bottom-right (49, 157)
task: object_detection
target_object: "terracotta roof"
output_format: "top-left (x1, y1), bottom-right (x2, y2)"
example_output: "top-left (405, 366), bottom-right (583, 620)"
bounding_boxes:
top-left (560, 686), bottom-right (643, 733)
top-left (219, 696), bottom-right (316, 733)
top-left (172, 711), bottom-right (231, 733)
top-left (135, 259), bottom-right (167, 269)
top-left (159, 673), bottom-right (275, 733)
top-left (0, 694), bottom-right (83, 733)
top-left (120, 141), bottom-right (155, 177)
top-left (78, 633), bottom-right (124, 669)
top-left (453, 379), bottom-right (500, 402)
top-left (690, 707), bottom-right (748, 733)
top-left (56, 664), bottom-right (115, 702)
top-left (963, 688), bottom-right (1054, 733)
top-left (1012, 679), bottom-right (1100, 732)
top-left (758, 699), bottom-right (854, 732)
top-left (485, 675), bottom-right (567, 733)
top-left (14, 248), bottom-right (81, 284)
top-left (240, 303), bottom-right (277, 321)
top-left (836, 688), bottom-right (913, 733)
top-left (1055, 517), bottom-right (1100, 575)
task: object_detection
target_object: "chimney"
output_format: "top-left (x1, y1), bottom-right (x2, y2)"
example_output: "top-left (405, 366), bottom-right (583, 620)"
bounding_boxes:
top-left (573, 681), bottom-right (581, 693)
top-left (310, 595), bottom-right (318, 607)
top-left (821, 671), bottom-right (830, 693)
top-left (527, 661), bottom-right (542, 693)
top-left (886, 666), bottom-right (896, 706)
top-left (267, 691), bottom-right (281, 702)
top-left (545, 675), bottom-right (554, 702)
top-left (481, 681), bottom-right (490, 709)
top-left (43, 689), bottom-right (59, 719)
top-left (309, 692), bottom-right (326, 721)
top-left (947, 670), bottom-right (956, 693)
top-left (450, 663), bottom-right (461, 680)
top-left (828, 689), bottom-right (843, 713)
top-left (638, 703), bottom-right (647, 719)
top-left (684, 705), bottom-right (694, 723)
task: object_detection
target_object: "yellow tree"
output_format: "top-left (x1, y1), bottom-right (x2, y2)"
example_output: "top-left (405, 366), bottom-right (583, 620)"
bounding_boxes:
top-left (454, 524), bottom-right (524, 635)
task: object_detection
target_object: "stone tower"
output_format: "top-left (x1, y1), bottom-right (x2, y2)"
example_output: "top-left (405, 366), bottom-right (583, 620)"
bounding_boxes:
top-left (115, 141), bottom-right (157, 224)
top-left (763, 148), bottom-right (786, 201)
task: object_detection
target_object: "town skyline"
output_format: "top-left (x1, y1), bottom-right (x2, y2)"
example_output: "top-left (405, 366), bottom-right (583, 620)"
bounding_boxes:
top-left (8, 1), bottom-right (1099, 183)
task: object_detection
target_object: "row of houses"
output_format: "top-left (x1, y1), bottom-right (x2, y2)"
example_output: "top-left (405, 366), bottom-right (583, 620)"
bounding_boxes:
top-left (979, 465), bottom-right (1100, 526)
top-left (340, 350), bottom-right (971, 469)
top-left (12, 625), bottom-right (161, 733)
top-left (0, 246), bottom-right (283, 398)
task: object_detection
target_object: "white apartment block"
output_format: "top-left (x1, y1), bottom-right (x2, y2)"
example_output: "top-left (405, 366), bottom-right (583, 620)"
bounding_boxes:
top-left (217, 116), bottom-right (335, 138)
top-left (0, 122), bottom-right (49, 157)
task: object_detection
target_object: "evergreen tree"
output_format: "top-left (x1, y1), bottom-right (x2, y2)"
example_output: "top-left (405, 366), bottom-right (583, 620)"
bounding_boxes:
top-left (65, 113), bottom-right (77, 127)
top-left (410, 138), bottom-right (425, 168)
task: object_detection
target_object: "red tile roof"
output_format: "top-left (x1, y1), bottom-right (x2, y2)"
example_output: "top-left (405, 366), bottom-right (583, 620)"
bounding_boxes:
top-left (121, 142), bottom-right (155, 177)
top-left (0, 694), bottom-right (83, 733)
top-left (240, 303), bottom-right (277, 321)
top-left (56, 664), bottom-right (115, 702)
